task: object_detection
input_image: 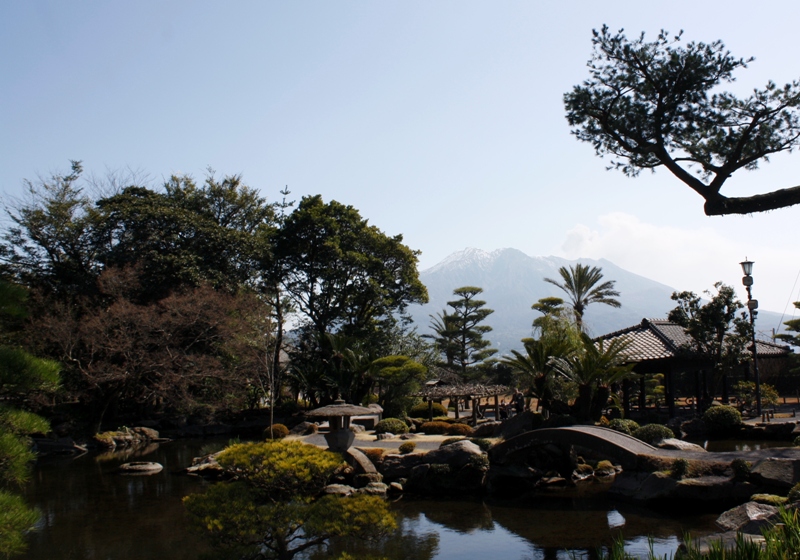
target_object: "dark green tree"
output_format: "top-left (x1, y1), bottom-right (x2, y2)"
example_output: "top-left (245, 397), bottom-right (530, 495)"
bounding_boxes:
top-left (544, 264), bottom-right (621, 331)
top-left (0, 280), bottom-right (60, 558)
top-left (429, 287), bottom-right (496, 377)
top-left (776, 302), bottom-right (800, 349)
top-left (668, 282), bottom-right (752, 401)
top-left (565, 26), bottom-right (800, 216)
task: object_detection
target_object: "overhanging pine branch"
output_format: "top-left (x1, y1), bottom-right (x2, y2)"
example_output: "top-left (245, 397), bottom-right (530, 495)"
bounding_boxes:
top-left (704, 184), bottom-right (800, 215)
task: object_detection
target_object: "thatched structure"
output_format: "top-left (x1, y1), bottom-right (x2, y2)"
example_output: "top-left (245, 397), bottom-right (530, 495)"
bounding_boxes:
top-left (411, 368), bottom-right (510, 423)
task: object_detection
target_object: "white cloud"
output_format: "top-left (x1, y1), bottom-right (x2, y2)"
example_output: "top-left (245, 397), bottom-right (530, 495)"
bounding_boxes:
top-left (557, 212), bottom-right (800, 319)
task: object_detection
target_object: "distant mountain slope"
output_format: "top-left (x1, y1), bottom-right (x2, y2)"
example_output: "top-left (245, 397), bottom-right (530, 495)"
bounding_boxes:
top-left (406, 248), bottom-right (786, 355)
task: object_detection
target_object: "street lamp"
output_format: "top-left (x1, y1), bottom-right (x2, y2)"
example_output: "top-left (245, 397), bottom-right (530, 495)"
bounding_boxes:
top-left (740, 259), bottom-right (761, 416)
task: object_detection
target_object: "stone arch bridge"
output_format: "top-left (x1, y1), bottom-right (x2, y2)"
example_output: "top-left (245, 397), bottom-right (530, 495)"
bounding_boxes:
top-left (489, 425), bottom-right (659, 469)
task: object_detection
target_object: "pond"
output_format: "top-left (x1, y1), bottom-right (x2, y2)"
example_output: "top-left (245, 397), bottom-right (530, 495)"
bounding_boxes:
top-left (24, 439), bottom-right (721, 559)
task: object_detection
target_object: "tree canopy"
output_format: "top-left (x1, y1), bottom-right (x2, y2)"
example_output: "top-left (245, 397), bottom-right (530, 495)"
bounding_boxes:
top-left (565, 26), bottom-right (800, 216)
top-left (544, 263), bottom-right (620, 331)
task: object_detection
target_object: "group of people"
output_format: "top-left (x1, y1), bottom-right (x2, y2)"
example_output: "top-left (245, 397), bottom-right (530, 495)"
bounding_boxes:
top-left (498, 390), bottom-right (526, 420)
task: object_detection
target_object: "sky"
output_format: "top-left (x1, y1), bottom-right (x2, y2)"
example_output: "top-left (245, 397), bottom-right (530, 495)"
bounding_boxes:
top-left (2, 1), bottom-right (799, 334)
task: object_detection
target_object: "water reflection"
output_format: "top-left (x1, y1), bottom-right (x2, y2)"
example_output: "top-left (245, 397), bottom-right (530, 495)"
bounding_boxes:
top-left (25, 440), bottom-right (720, 560)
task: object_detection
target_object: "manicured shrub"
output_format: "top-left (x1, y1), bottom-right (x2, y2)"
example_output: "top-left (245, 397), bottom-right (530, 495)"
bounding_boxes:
top-left (702, 405), bottom-right (742, 436)
top-left (433, 416), bottom-right (459, 424)
top-left (439, 437), bottom-right (466, 447)
top-left (398, 442), bottom-right (416, 455)
top-left (361, 448), bottom-right (385, 463)
top-left (264, 423), bottom-right (289, 439)
top-left (632, 423), bottom-right (674, 445)
top-left (608, 418), bottom-right (641, 436)
top-left (419, 421), bottom-right (451, 435)
top-left (468, 438), bottom-right (493, 452)
top-left (671, 458), bottom-right (689, 479)
top-left (793, 435), bottom-right (800, 447)
top-left (408, 402), bottom-right (447, 418)
top-left (750, 494), bottom-right (788, 506)
top-left (731, 458), bottom-right (751, 481)
top-left (374, 418), bottom-right (409, 435)
top-left (446, 423), bottom-right (474, 436)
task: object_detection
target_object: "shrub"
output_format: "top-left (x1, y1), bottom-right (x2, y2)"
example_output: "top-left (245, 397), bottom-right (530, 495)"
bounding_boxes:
top-left (671, 458), bottom-right (689, 479)
top-left (468, 438), bottom-right (493, 452)
top-left (264, 424), bottom-right (289, 439)
top-left (608, 418), bottom-right (641, 436)
top-left (440, 437), bottom-right (466, 447)
top-left (794, 435), bottom-right (800, 447)
top-left (731, 458), bottom-right (751, 481)
top-left (398, 442), bottom-right (416, 455)
top-left (702, 405), bottom-right (742, 436)
top-left (374, 418), bottom-right (409, 435)
top-left (788, 482), bottom-right (800, 503)
top-left (575, 463), bottom-right (594, 475)
top-left (420, 421), bottom-right (451, 435)
top-left (595, 460), bottom-right (615, 474)
top-left (751, 494), bottom-right (788, 506)
top-left (408, 402), bottom-right (447, 418)
top-left (632, 424), bottom-right (674, 445)
top-left (433, 416), bottom-right (458, 424)
top-left (447, 423), bottom-right (474, 436)
top-left (361, 448), bottom-right (385, 463)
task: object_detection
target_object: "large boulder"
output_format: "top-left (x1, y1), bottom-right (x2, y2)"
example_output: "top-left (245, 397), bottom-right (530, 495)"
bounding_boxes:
top-left (379, 452), bottom-right (425, 481)
top-left (473, 421), bottom-right (501, 438)
top-left (498, 411), bottom-right (540, 440)
top-left (750, 458), bottom-right (800, 490)
top-left (716, 501), bottom-right (779, 534)
top-left (656, 438), bottom-right (707, 452)
top-left (422, 440), bottom-right (483, 469)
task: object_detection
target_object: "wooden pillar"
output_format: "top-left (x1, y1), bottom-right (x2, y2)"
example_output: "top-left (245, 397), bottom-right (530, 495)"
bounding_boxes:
top-left (427, 399), bottom-right (433, 422)
top-left (494, 394), bottom-right (500, 420)
top-left (622, 378), bottom-right (631, 418)
top-left (639, 375), bottom-right (646, 412)
top-left (471, 396), bottom-right (478, 425)
top-left (666, 367), bottom-right (675, 418)
top-left (453, 397), bottom-right (459, 419)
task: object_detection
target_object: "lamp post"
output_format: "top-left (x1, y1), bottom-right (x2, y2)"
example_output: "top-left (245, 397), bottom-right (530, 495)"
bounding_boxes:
top-left (740, 259), bottom-right (761, 416)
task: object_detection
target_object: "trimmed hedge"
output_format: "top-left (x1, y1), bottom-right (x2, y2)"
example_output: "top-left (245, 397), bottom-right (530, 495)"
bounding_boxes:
top-left (420, 421), bottom-right (451, 435)
top-left (447, 423), bottom-right (474, 436)
top-left (632, 423), bottom-right (674, 445)
top-left (608, 418), bottom-right (640, 436)
top-left (408, 402), bottom-right (447, 418)
top-left (374, 418), bottom-right (409, 435)
top-left (264, 424), bottom-right (289, 439)
top-left (398, 442), bottom-right (416, 454)
top-left (702, 405), bottom-right (742, 436)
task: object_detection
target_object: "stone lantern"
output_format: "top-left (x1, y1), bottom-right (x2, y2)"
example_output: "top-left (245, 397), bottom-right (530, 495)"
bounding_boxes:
top-left (306, 400), bottom-right (373, 452)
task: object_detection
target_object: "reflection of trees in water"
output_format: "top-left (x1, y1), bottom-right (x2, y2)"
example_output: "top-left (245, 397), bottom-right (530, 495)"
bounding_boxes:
top-left (312, 523), bottom-right (439, 560)
top-left (393, 498), bottom-right (494, 533)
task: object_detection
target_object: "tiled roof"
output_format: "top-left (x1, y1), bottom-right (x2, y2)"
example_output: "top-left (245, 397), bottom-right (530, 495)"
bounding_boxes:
top-left (596, 318), bottom-right (791, 363)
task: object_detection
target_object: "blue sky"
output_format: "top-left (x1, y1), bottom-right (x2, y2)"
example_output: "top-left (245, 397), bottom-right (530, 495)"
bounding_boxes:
top-left (2, 1), bottom-right (799, 332)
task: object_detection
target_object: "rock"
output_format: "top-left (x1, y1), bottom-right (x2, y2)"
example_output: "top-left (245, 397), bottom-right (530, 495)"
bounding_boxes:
top-left (473, 421), bottom-right (501, 438)
top-left (680, 417), bottom-right (709, 438)
top-left (379, 453), bottom-right (424, 480)
top-left (131, 426), bottom-right (160, 440)
top-left (184, 452), bottom-right (225, 479)
top-left (716, 501), bottom-right (779, 534)
top-left (498, 411), bottom-right (540, 440)
top-left (117, 461), bottom-right (163, 475)
top-left (289, 421), bottom-right (318, 435)
top-left (324, 484), bottom-right (355, 496)
top-left (398, 433), bottom-right (418, 440)
top-left (750, 458), bottom-right (800, 490)
top-left (657, 438), bottom-right (707, 452)
top-left (357, 482), bottom-right (389, 496)
top-left (354, 472), bottom-right (383, 488)
top-left (388, 482), bottom-right (403, 494)
top-left (346, 447), bottom-right (378, 475)
top-left (422, 440), bottom-right (482, 470)
top-left (349, 423), bottom-right (365, 433)
top-left (376, 433), bottom-right (396, 441)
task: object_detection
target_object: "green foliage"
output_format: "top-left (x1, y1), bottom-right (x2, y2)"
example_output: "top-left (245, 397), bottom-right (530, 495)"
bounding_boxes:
top-left (731, 458), bottom-right (752, 481)
top-left (671, 458), bottom-right (689, 479)
top-left (371, 355), bottom-right (429, 419)
top-left (632, 424), bottom-right (674, 445)
top-left (777, 302), bottom-right (800, 349)
top-left (541, 414), bottom-right (577, 428)
top-left (446, 423), bottom-right (474, 436)
top-left (0, 490), bottom-right (39, 558)
top-left (735, 381), bottom-right (780, 409)
top-left (374, 418), bottom-right (408, 435)
top-left (216, 441), bottom-right (342, 500)
top-left (751, 494), bottom-right (788, 506)
top-left (264, 424), bottom-right (289, 440)
top-left (419, 421), bottom-right (451, 435)
top-left (565, 26), bottom-right (800, 216)
top-left (794, 435), bottom-right (800, 447)
top-left (468, 438), bottom-right (494, 452)
top-left (398, 442), bottom-right (416, 454)
top-left (608, 418), bottom-right (640, 436)
top-left (789, 482), bottom-right (800, 503)
top-left (407, 401), bottom-right (447, 418)
top-left (544, 264), bottom-right (620, 330)
top-left (703, 405), bottom-right (743, 436)
top-left (427, 286), bottom-right (497, 375)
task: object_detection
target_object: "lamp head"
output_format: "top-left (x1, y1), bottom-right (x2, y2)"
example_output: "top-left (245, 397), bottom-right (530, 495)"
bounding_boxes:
top-left (740, 259), bottom-right (754, 276)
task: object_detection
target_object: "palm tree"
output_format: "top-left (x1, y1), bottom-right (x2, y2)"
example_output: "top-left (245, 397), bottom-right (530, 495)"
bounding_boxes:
top-left (544, 263), bottom-right (621, 331)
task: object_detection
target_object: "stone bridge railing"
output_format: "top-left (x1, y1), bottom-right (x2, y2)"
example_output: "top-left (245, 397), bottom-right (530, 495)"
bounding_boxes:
top-left (489, 425), bottom-right (658, 469)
